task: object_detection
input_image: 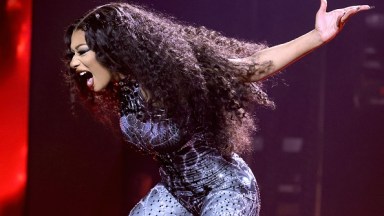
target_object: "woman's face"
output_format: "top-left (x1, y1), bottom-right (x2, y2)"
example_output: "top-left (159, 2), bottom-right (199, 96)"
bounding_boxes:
top-left (69, 30), bottom-right (112, 92)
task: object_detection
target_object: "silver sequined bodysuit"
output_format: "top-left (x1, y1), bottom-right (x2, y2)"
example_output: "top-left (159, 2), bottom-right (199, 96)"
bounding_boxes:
top-left (119, 80), bottom-right (260, 216)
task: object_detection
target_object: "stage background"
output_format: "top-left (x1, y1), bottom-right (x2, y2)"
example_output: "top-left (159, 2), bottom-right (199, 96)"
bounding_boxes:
top-left (26, 0), bottom-right (383, 216)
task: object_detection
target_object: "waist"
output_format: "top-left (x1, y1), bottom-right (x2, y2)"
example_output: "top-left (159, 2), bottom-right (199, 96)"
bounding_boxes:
top-left (159, 147), bottom-right (255, 195)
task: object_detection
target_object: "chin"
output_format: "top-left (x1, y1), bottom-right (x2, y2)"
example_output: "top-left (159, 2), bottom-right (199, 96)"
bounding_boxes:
top-left (93, 85), bottom-right (109, 92)
top-left (93, 87), bottom-right (102, 92)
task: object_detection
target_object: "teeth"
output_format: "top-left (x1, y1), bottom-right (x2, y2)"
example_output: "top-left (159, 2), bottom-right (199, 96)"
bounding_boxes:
top-left (80, 71), bottom-right (87, 76)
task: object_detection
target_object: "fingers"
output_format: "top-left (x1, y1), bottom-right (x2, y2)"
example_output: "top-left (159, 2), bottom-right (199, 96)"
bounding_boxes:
top-left (344, 5), bottom-right (371, 12)
top-left (340, 8), bottom-right (355, 23)
top-left (336, 14), bottom-right (344, 28)
top-left (339, 5), bottom-right (372, 25)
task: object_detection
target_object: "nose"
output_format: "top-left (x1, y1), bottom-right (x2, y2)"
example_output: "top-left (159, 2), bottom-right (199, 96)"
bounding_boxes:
top-left (69, 55), bottom-right (80, 69)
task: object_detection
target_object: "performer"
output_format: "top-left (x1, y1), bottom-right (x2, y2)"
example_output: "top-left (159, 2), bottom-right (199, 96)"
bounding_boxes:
top-left (64, 1), bottom-right (371, 215)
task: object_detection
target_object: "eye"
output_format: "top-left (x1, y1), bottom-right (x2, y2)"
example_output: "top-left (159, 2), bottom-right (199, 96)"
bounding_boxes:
top-left (78, 48), bottom-right (90, 55)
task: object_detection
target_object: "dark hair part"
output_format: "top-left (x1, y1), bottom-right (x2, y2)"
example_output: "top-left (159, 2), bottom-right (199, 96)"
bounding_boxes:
top-left (63, 2), bottom-right (274, 156)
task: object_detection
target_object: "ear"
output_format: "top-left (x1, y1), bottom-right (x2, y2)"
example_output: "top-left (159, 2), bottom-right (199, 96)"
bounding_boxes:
top-left (114, 72), bottom-right (127, 81)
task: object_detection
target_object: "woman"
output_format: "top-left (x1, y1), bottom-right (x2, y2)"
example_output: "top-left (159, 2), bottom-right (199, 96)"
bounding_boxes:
top-left (64, 0), bottom-right (371, 215)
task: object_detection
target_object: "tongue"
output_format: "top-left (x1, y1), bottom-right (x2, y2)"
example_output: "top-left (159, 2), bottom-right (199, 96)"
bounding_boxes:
top-left (87, 77), bottom-right (94, 89)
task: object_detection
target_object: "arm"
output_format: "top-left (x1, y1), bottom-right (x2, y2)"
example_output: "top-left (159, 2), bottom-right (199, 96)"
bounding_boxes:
top-left (230, 0), bottom-right (372, 82)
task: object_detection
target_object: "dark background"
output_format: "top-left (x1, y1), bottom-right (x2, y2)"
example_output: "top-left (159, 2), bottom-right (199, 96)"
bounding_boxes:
top-left (26, 0), bottom-right (383, 215)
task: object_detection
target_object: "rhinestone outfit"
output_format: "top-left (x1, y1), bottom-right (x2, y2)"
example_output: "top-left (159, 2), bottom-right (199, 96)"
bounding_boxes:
top-left (119, 80), bottom-right (261, 215)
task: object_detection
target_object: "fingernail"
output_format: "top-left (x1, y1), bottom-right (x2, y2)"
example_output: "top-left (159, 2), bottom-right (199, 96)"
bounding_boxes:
top-left (369, 5), bottom-right (376, 9)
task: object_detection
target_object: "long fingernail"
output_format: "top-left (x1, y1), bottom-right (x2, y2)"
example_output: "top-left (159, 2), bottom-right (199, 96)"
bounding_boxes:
top-left (369, 5), bottom-right (376, 9)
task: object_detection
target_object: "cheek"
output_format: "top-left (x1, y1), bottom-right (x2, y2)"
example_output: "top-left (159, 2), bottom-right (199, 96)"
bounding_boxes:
top-left (96, 67), bottom-right (112, 83)
top-left (93, 70), bottom-right (112, 92)
top-left (102, 71), bottom-right (112, 82)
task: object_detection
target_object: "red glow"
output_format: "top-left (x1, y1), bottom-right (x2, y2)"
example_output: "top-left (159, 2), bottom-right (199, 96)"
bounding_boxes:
top-left (6, 0), bottom-right (23, 11)
top-left (0, 0), bottom-right (31, 215)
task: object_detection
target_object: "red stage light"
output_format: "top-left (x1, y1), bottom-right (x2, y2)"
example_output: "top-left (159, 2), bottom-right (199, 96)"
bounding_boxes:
top-left (6, 0), bottom-right (23, 11)
top-left (0, 0), bottom-right (31, 215)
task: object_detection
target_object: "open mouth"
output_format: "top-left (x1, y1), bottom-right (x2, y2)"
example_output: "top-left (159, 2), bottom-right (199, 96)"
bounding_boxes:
top-left (79, 71), bottom-right (94, 90)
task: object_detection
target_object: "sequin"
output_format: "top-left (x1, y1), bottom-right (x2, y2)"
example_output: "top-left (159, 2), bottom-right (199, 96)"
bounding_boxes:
top-left (119, 80), bottom-right (261, 215)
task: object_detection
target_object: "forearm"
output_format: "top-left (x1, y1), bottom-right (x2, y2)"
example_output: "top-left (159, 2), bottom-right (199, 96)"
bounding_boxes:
top-left (246, 29), bottom-right (325, 81)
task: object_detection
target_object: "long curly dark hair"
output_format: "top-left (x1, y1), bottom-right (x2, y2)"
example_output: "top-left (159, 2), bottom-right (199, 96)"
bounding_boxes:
top-left (63, 2), bottom-right (274, 156)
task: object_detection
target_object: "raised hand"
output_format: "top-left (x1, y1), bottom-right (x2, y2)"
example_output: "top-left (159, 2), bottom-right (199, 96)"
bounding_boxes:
top-left (315, 0), bottom-right (372, 43)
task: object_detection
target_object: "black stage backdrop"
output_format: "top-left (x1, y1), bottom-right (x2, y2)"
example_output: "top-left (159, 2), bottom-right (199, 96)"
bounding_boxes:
top-left (26, 0), bottom-right (383, 216)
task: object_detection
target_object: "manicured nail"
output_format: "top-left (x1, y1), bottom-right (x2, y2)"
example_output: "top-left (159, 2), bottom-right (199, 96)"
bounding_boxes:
top-left (369, 5), bottom-right (376, 9)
